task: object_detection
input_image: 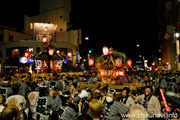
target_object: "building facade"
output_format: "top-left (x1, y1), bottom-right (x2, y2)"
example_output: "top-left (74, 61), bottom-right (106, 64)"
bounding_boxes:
top-left (157, 0), bottom-right (180, 70)
top-left (0, 0), bottom-right (81, 73)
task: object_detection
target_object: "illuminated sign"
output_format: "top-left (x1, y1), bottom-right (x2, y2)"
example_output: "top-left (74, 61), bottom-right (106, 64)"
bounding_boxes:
top-left (19, 57), bottom-right (33, 64)
top-left (33, 23), bottom-right (54, 42)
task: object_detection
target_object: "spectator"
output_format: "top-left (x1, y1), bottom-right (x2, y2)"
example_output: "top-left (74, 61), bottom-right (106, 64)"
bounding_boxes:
top-left (119, 87), bottom-right (135, 108)
top-left (89, 99), bottom-right (103, 120)
top-left (18, 75), bottom-right (31, 101)
top-left (77, 114), bottom-right (93, 120)
top-left (128, 104), bottom-right (148, 120)
top-left (103, 89), bottom-right (129, 120)
top-left (135, 86), bottom-right (161, 119)
top-left (88, 72), bottom-right (99, 84)
top-left (0, 77), bottom-right (13, 100)
top-left (1, 105), bottom-right (20, 120)
top-left (5, 94), bottom-right (27, 119)
top-left (78, 88), bottom-right (93, 115)
top-left (35, 86), bottom-right (57, 120)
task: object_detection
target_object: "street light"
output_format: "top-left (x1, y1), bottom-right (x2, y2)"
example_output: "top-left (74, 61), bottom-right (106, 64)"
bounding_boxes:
top-left (85, 37), bottom-right (89, 40)
top-left (176, 33), bottom-right (180, 38)
top-left (136, 44), bottom-right (140, 47)
top-left (89, 50), bottom-right (92, 54)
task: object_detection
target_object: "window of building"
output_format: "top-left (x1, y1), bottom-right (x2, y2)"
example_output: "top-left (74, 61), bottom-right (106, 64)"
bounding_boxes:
top-left (0, 35), bottom-right (3, 42)
top-left (60, 16), bottom-right (62, 19)
top-left (9, 35), bottom-right (13, 42)
top-left (12, 49), bottom-right (19, 58)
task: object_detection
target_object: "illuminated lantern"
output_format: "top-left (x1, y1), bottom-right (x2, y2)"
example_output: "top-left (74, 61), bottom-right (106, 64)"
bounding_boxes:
top-left (89, 58), bottom-right (94, 66)
top-left (160, 89), bottom-right (169, 112)
top-left (165, 62), bottom-right (169, 65)
top-left (75, 64), bottom-right (78, 67)
top-left (43, 37), bottom-right (47, 43)
top-left (67, 52), bottom-right (72, 58)
top-left (102, 46), bottom-right (109, 55)
top-left (126, 59), bottom-right (132, 67)
top-left (49, 49), bottom-right (54, 56)
top-left (25, 52), bottom-right (29, 58)
top-left (116, 58), bottom-right (122, 67)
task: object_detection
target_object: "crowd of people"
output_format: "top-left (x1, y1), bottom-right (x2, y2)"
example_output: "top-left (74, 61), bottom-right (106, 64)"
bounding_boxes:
top-left (0, 70), bottom-right (180, 120)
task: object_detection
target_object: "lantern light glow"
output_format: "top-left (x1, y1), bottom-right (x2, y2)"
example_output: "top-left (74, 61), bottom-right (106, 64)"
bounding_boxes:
top-left (89, 58), bottom-right (94, 66)
top-left (126, 59), bottom-right (132, 67)
top-left (67, 52), bottom-right (72, 58)
top-left (103, 46), bottom-right (109, 55)
top-left (160, 89), bottom-right (169, 112)
top-left (43, 37), bottom-right (47, 43)
top-left (49, 49), bottom-right (54, 56)
top-left (25, 52), bottom-right (29, 58)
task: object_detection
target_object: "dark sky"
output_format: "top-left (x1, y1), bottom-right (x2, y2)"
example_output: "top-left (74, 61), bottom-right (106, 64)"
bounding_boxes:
top-left (0, 0), bottom-right (158, 63)
top-left (71, 0), bottom-right (159, 63)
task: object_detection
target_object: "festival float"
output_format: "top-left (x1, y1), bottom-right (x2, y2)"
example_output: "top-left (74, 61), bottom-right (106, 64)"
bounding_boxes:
top-left (32, 38), bottom-right (64, 73)
top-left (96, 47), bottom-right (127, 84)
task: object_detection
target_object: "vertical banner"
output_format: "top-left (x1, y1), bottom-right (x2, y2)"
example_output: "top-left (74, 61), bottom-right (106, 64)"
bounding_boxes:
top-left (78, 29), bottom-right (82, 44)
top-left (33, 23), bottom-right (54, 42)
top-left (77, 51), bottom-right (80, 63)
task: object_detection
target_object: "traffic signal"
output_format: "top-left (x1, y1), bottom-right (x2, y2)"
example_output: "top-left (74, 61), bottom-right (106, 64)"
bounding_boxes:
top-left (89, 50), bottom-right (92, 54)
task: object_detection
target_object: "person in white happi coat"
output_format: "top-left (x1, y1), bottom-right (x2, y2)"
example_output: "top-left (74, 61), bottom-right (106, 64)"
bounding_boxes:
top-left (28, 91), bottom-right (39, 119)
top-left (6, 94), bottom-right (27, 120)
top-left (119, 87), bottom-right (135, 108)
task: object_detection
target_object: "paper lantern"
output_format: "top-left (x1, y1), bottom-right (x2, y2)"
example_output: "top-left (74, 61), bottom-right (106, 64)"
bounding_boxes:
top-left (49, 49), bottom-right (54, 56)
top-left (102, 46), bottom-right (109, 55)
top-left (116, 58), bottom-right (122, 67)
top-left (126, 59), bottom-right (132, 67)
top-left (43, 37), bottom-right (47, 43)
top-left (25, 52), bottom-right (29, 58)
top-left (67, 52), bottom-right (72, 58)
top-left (89, 58), bottom-right (94, 66)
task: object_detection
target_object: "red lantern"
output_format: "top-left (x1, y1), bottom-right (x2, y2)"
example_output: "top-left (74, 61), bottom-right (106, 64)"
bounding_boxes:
top-left (49, 49), bottom-right (54, 56)
top-left (116, 58), bottom-right (122, 67)
top-left (67, 52), bottom-right (72, 58)
top-left (43, 37), bottom-right (47, 43)
top-left (25, 52), bottom-right (29, 58)
top-left (126, 59), bottom-right (132, 67)
top-left (102, 46), bottom-right (109, 55)
top-left (89, 58), bottom-right (94, 66)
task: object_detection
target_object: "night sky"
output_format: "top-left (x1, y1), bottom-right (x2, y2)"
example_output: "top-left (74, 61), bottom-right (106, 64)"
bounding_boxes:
top-left (71, 0), bottom-right (158, 63)
top-left (0, 0), bottom-right (158, 63)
